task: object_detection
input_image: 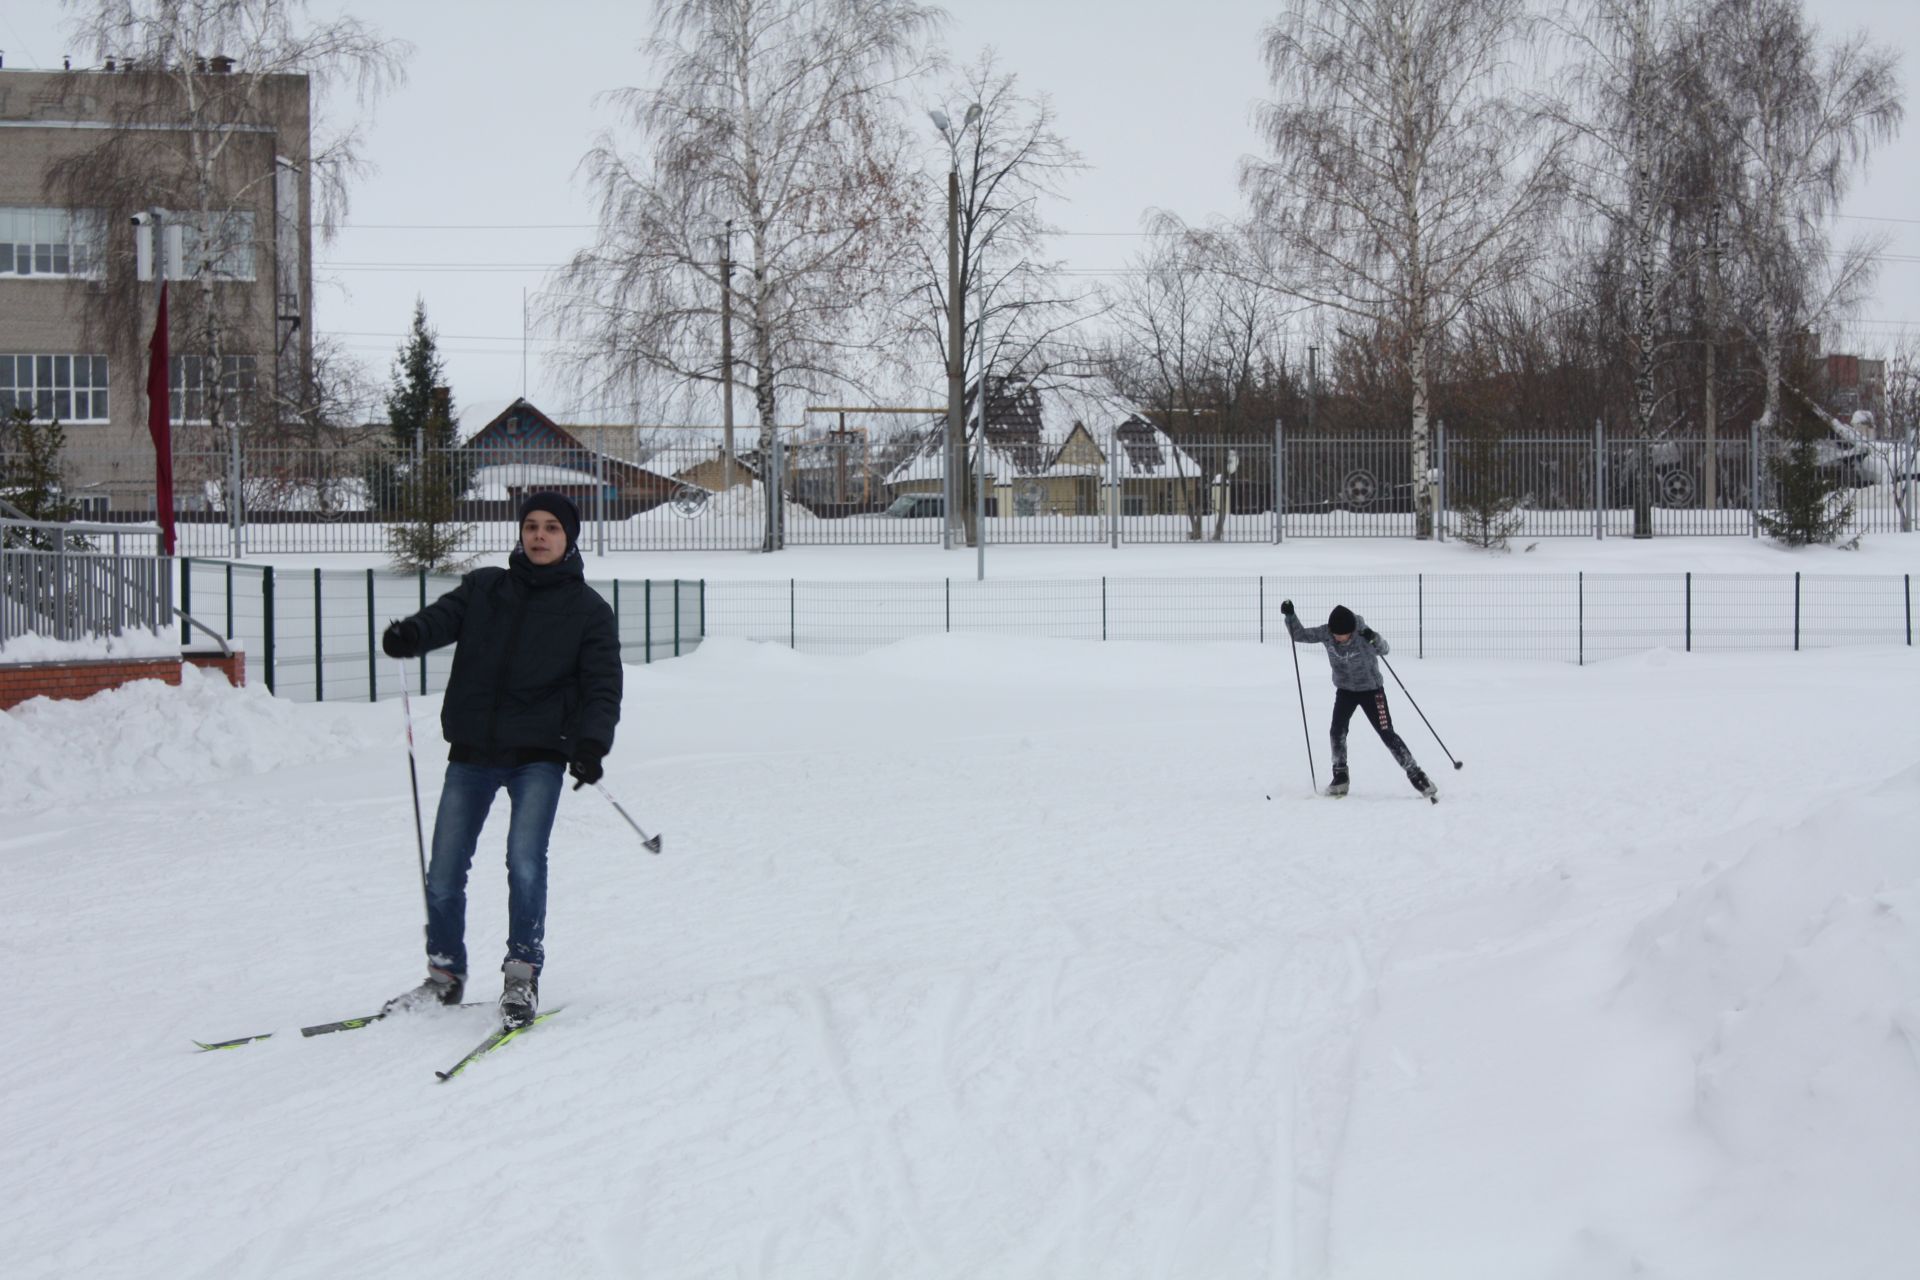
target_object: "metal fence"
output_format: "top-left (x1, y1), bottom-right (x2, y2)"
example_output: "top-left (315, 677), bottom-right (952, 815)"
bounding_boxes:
top-left (173, 559), bottom-right (1913, 698)
top-left (10, 421), bottom-right (1915, 554)
top-left (1, 518), bottom-right (171, 647)
top-left (696, 571), bottom-right (1914, 662)
top-left (177, 559), bottom-right (702, 701)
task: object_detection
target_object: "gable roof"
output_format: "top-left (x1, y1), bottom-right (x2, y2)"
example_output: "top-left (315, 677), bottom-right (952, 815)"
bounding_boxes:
top-left (884, 377), bottom-right (1200, 486)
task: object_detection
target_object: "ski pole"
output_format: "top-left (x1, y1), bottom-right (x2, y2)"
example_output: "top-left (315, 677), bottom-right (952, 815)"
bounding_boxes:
top-left (1285, 608), bottom-right (1317, 796)
top-left (1379, 654), bottom-right (1463, 770)
top-left (395, 659), bottom-right (434, 926)
top-left (595, 781), bottom-right (663, 853)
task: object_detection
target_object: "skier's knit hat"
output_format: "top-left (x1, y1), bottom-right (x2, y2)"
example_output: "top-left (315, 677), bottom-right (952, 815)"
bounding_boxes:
top-left (517, 491), bottom-right (582, 550)
top-left (1327, 604), bottom-right (1356, 634)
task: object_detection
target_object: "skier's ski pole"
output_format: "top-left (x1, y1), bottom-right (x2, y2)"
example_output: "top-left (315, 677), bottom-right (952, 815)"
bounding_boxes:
top-left (1379, 654), bottom-right (1463, 770)
top-left (395, 659), bottom-right (434, 920)
top-left (1286, 611), bottom-right (1317, 796)
top-left (595, 781), bottom-right (663, 853)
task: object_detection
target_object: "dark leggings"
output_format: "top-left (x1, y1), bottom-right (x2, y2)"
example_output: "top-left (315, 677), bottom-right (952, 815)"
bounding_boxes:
top-left (1330, 687), bottom-right (1416, 774)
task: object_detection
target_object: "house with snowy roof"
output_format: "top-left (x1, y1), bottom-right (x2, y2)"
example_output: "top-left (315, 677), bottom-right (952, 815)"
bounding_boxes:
top-left (461, 398), bottom-right (678, 515)
top-left (884, 376), bottom-right (1213, 517)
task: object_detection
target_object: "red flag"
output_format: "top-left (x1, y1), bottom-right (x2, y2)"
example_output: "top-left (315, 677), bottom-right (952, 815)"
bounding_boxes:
top-left (146, 281), bottom-right (175, 556)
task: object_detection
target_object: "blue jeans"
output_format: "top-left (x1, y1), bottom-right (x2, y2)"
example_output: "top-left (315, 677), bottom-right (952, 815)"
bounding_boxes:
top-left (425, 760), bottom-right (564, 978)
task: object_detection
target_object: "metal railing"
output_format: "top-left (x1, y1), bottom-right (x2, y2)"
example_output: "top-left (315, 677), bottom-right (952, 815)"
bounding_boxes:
top-left (9, 421), bottom-right (1915, 554)
top-left (178, 559), bottom-right (704, 700)
top-left (1, 517), bottom-right (170, 648)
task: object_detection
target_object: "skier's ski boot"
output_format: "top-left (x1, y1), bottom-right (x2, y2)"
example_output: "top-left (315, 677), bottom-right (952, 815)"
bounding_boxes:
top-left (500, 960), bottom-right (539, 1030)
top-left (381, 967), bottom-right (464, 1016)
top-left (1325, 769), bottom-right (1350, 798)
top-left (1408, 766), bottom-right (1438, 803)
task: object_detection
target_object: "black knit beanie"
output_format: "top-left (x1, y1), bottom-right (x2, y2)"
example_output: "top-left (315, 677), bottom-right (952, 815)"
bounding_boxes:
top-left (517, 491), bottom-right (582, 553)
top-left (1328, 605), bottom-right (1356, 634)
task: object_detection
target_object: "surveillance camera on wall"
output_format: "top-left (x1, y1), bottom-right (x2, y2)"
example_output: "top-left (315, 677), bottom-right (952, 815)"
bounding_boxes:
top-left (130, 211), bottom-right (150, 226)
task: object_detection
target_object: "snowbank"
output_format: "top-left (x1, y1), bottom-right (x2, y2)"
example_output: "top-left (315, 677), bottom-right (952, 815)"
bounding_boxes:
top-left (0, 664), bottom-right (390, 813)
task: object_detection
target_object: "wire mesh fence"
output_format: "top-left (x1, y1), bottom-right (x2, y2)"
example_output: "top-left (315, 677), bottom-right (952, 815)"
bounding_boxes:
top-left (13, 420), bottom-right (1914, 556)
top-left (700, 571), bottom-right (1913, 663)
top-left (154, 561), bottom-right (1917, 700)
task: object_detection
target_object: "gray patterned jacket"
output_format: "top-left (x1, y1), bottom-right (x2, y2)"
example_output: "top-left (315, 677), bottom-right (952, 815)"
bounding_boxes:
top-left (1285, 611), bottom-right (1390, 691)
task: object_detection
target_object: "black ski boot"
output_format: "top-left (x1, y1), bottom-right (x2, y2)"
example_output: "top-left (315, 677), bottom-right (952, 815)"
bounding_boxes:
top-left (382, 967), bottom-right (464, 1016)
top-left (1408, 766), bottom-right (1438, 803)
top-left (1325, 768), bottom-right (1350, 798)
top-left (500, 960), bottom-right (539, 1030)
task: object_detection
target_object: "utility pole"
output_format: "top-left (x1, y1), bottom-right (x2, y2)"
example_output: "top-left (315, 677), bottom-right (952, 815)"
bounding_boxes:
top-left (720, 223), bottom-right (736, 493)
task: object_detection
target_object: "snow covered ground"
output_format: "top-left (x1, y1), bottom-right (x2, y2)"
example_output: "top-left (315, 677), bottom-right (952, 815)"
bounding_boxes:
top-left (5, 636), bottom-right (1917, 1278)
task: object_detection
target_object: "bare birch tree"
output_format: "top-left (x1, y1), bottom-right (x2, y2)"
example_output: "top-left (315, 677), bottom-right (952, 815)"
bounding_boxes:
top-left (1552, 0), bottom-right (1710, 534)
top-left (1698, 0), bottom-right (1902, 434)
top-left (49, 0), bottom-right (405, 455)
top-left (1243, 0), bottom-right (1565, 537)
top-left (548, 0), bottom-right (942, 540)
top-left (1102, 215), bottom-right (1291, 539)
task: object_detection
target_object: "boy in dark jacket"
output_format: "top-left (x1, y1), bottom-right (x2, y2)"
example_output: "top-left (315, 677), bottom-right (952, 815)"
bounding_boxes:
top-left (1282, 600), bottom-right (1436, 801)
top-left (380, 492), bottom-right (623, 1027)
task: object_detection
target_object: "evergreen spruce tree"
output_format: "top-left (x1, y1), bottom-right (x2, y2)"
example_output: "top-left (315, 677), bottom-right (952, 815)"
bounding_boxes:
top-left (1758, 354), bottom-right (1856, 547)
top-left (384, 301), bottom-right (471, 571)
top-left (0, 408), bottom-right (88, 550)
top-left (388, 299), bottom-right (453, 451)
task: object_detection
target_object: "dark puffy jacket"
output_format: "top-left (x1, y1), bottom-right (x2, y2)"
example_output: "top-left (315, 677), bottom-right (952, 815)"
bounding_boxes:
top-left (403, 550), bottom-right (621, 755)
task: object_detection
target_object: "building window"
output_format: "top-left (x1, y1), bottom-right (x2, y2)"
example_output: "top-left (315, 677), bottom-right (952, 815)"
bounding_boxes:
top-left (0, 354), bottom-right (111, 422)
top-left (170, 354), bottom-right (257, 423)
top-left (0, 207), bottom-right (104, 278)
top-left (139, 211), bottom-right (257, 282)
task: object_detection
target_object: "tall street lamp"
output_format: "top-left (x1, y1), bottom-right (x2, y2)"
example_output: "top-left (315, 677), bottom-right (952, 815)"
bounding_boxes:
top-left (930, 103), bottom-right (980, 551)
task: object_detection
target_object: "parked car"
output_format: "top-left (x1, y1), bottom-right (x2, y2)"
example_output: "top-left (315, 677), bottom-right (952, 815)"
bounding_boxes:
top-left (882, 494), bottom-right (945, 518)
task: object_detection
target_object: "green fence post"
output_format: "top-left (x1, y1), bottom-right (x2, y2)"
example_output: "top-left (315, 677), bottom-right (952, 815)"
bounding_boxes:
top-left (366, 568), bottom-right (377, 702)
top-left (789, 579), bottom-right (796, 650)
top-left (180, 558), bottom-right (193, 643)
top-left (645, 580), bottom-right (652, 664)
top-left (1418, 573), bottom-right (1424, 659)
top-left (1101, 576), bottom-right (1108, 641)
top-left (314, 567), bottom-right (324, 702)
top-left (674, 579), bottom-right (682, 657)
top-left (700, 578), bottom-right (706, 638)
top-left (1578, 570), bottom-right (1584, 667)
top-left (225, 562), bottom-right (233, 638)
top-left (1793, 571), bottom-right (1800, 651)
top-left (1907, 574), bottom-right (1912, 647)
top-left (1685, 572), bottom-right (1692, 652)
top-left (262, 565), bottom-right (276, 694)
top-left (613, 580), bottom-right (622, 656)
top-left (1259, 576), bottom-right (1264, 643)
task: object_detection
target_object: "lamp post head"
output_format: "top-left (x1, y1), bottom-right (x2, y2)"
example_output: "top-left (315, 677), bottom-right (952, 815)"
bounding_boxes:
top-left (928, 108), bottom-right (950, 134)
top-left (963, 103), bottom-right (981, 127)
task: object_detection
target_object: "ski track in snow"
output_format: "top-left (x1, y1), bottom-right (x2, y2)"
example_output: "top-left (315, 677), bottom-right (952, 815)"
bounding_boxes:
top-left (4, 641), bottom-right (1917, 1278)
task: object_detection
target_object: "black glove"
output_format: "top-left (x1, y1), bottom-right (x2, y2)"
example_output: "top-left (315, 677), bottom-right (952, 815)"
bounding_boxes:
top-left (381, 619), bottom-right (421, 659)
top-left (1360, 627), bottom-right (1377, 643)
top-left (569, 739), bottom-right (607, 791)
top-left (1280, 599), bottom-right (1295, 616)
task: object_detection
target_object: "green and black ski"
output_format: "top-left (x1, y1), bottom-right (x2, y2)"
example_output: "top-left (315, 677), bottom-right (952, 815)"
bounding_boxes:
top-left (435, 1007), bottom-right (565, 1083)
top-left (195, 1003), bottom-right (491, 1051)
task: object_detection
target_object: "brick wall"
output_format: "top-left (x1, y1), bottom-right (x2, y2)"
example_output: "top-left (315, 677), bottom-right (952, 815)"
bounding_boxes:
top-left (0, 658), bottom-right (187, 710)
top-left (183, 650), bottom-right (246, 688)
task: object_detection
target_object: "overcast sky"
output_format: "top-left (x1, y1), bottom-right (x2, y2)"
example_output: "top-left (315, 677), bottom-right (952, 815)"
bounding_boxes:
top-left (4, 0), bottom-right (1915, 431)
